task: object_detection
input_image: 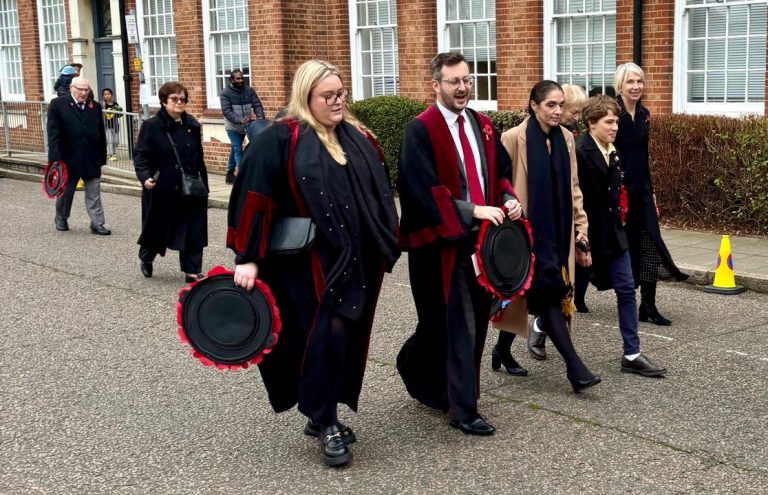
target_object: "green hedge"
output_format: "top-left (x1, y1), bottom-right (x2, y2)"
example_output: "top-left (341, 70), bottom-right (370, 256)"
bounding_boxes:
top-left (350, 95), bottom-right (526, 186)
top-left (650, 114), bottom-right (768, 236)
top-left (350, 96), bottom-right (427, 186)
top-left (351, 96), bottom-right (768, 235)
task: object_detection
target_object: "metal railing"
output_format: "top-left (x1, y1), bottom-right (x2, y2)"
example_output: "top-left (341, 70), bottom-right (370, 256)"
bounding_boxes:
top-left (0, 100), bottom-right (142, 172)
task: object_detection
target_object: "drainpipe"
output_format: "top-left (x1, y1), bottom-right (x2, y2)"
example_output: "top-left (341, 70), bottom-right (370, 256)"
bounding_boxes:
top-left (118, 0), bottom-right (134, 157)
top-left (633, 0), bottom-right (643, 66)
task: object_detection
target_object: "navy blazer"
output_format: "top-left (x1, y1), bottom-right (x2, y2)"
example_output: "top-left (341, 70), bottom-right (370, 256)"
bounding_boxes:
top-left (576, 132), bottom-right (629, 260)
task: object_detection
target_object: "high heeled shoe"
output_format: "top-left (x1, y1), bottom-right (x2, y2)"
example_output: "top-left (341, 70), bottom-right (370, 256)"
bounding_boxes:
top-left (567, 374), bottom-right (602, 394)
top-left (491, 347), bottom-right (528, 376)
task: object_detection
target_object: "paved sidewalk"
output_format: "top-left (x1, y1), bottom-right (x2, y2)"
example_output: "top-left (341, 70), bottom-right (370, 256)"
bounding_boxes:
top-left (2, 155), bottom-right (767, 292)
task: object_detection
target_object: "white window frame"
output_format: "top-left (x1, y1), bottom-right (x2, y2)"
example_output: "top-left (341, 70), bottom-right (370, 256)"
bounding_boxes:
top-left (0, 0), bottom-right (24, 101)
top-left (37, 0), bottom-right (68, 101)
top-left (673, 0), bottom-right (766, 116)
top-left (348, 0), bottom-right (399, 100)
top-left (136, 0), bottom-right (178, 107)
top-left (437, 0), bottom-right (497, 111)
top-left (543, 0), bottom-right (617, 97)
top-left (202, 0), bottom-right (250, 110)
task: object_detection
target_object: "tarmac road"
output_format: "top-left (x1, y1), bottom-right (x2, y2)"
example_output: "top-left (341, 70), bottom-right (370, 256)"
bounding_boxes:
top-left (1, 177), bottom-right (767, 494)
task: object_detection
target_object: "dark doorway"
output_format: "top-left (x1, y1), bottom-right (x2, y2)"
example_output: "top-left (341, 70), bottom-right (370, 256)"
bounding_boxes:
top-left (92, 0), bottom-right (115, 98)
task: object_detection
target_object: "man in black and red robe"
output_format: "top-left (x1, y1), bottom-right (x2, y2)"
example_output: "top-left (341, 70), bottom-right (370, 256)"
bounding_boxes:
top-left (396, 52), bottom-right (522, 435)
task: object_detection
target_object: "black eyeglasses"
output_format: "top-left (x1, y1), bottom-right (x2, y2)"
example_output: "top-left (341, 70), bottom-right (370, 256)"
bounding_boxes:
top-left (438, 76), bottom-right (475, 89)
top-left (317, 89), bottom-right (349, 106)
top-left (168, 96), bottom-right (187, 104)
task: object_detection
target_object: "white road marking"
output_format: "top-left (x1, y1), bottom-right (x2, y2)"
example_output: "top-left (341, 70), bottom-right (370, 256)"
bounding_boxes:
top-left (637, 331), bottom-right (674, 341)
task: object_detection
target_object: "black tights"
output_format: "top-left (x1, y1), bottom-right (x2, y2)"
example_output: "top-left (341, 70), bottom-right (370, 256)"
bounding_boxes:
top-left (538, 304), bottom-right (593, 381)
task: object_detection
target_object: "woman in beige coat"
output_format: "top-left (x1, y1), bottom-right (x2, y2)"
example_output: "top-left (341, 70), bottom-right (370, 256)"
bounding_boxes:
top-left (492, 80), bottom-right (600, 393)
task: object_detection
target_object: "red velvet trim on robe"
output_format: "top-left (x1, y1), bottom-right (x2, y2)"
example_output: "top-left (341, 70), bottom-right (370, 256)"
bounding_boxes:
top-left (226, 191), bottom-right (273, 259)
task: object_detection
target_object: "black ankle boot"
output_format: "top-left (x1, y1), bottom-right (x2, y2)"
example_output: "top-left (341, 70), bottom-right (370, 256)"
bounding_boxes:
top-left (491, 346), bottom-right (528, 376)
top-left (640, 282), bottom-right (671, 326)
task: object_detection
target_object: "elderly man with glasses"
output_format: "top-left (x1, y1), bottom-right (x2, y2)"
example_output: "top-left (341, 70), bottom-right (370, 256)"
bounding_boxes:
top-left (47, 76), bottom-right (110, 235)
top-left (396, 51), bottom-right (522, 436)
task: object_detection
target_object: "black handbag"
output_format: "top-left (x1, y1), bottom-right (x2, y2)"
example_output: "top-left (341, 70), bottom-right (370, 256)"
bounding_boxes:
top-left (267, 217), bottom-right (316, 256)
top-left (166, 132), bottom-right (208, 198)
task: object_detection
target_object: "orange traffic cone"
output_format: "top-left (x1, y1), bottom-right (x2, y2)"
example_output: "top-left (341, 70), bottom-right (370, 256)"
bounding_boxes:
top-left (704, 235), bottom-right (745, 295)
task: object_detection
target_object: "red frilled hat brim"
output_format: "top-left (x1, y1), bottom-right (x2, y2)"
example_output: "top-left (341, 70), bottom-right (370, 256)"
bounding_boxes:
top-left (42, 161), bottom-right (68, 199)
top-left (176, 265), bottom-right (282, 371)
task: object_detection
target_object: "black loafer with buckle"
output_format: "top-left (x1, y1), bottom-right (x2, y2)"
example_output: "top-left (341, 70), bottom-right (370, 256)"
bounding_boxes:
top-left (304, 419), bottom-right (356, 444)
top-left (319, 425), bottom-right (351, 467)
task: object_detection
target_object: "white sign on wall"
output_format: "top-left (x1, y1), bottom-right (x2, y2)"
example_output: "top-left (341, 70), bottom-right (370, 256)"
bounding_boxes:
top-left (125, 14), bottom-right (138, 44)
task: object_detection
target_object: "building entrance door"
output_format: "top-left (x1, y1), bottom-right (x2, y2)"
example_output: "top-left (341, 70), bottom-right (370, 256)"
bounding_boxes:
top-left (95, 39), bottom-right (115, 95)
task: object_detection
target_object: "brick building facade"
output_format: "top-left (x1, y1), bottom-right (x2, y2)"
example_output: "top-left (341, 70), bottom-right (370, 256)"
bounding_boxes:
top-left (1, 0), bottom-right (766, 171)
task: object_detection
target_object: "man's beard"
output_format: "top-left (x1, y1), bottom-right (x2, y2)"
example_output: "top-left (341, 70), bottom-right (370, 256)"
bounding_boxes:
top-left (233, 82), bottom-right (245, 88)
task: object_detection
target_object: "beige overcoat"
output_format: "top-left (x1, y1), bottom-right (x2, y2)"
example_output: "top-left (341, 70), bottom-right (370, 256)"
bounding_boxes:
top-left (493, 117), bottom-right (589, 335)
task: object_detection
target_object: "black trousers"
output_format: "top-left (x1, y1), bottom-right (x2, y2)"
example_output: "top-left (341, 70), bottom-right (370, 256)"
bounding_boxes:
top-left (139, 245), bottom-right (202, 274)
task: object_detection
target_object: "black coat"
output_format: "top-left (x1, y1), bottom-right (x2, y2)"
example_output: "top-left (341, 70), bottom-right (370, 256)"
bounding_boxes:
top-left (616, 98), bottom-right (687, 282)
top-left (133, 107), bottom-right (208, 254)
top-left (46, 96), bottom-right (107, 179)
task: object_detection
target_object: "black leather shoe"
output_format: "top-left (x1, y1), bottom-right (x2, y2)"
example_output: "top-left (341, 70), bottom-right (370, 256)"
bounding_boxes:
top-left (568, 374), bottom-right (602, 393)
top-left (449, 415), bottom-right (496, 436)
top-left (527, 318), bottom-right (547, 361)
top-left (491, 347), bottom-right (528, 376)
top-left (304, 420), bottom-right (356, 444)
top-left (639, 303), bottom-right (671, 326)
top-left (55, 217), bottom-right (69, 231)
top-left (575, 300), bottom-right (590, 313)
top-left (90, 224), bottom-right (111, 235)
top-left (140, 262), bottom-right (153, 278)
top-left (621, 353), bottom-right (666, 377)
top-left (318, 425), bottom-right (351, 467)
top-left (184, 273), bottom-right (205, 283)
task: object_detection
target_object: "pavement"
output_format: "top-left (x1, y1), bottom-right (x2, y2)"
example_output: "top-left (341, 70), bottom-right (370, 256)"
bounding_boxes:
top-left (2, 154), bottom-right (767, 293)
top-left (1, 176), bottom-right (768, 494)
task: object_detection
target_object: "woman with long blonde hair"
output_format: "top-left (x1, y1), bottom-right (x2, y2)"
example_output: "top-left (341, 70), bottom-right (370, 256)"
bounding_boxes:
top-left (227, 60), bottom-right (400, 467)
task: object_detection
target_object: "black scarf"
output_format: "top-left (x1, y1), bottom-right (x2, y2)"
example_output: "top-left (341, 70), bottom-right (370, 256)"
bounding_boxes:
top-left (525, 117), bottom-right (573, 306)
top-left (293, 123), bottom-right (400, 289)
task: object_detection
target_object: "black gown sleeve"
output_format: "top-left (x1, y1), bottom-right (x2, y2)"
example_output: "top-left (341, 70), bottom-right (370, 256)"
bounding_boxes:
top-left (227, 123), bottom-right (291, 264)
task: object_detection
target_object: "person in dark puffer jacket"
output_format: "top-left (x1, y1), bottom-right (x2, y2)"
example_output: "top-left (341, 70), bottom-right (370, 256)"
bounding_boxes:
top-left (220, 69), bottom-right (266, 184)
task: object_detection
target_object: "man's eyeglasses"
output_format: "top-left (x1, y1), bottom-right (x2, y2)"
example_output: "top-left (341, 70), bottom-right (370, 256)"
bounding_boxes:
top-left (317, 89), bottom-right (349, 106)
top-left (438, 76), bottom-right (475, 89)
top-left (168, 96), bottom-right (187, 104)
top-left (72, 86), bottom-right (90, 93)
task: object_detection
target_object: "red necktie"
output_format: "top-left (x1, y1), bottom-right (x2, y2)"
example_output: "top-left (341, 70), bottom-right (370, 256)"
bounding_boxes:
top-left (456, 115), bottom-right (485, 205)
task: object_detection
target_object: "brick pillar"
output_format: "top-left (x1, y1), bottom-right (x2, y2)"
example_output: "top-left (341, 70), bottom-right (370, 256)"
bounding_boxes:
top-left (497, 0), bottom-right (543, 111)
top-left (174, 0), bottom-right (206, 118)
top-left (396, 0), bottom-right (437, 103)
top-left (615, 0), bottom-right (634, 68)
top-left (17, 0), bottom-right (44, 101)
top-left (640, 0), bottom-right (675, 115)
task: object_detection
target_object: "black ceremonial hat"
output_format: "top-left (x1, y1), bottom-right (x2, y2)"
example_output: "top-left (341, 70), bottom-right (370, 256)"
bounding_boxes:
top-left (42, 161), bottom-right (68, 199)
top-left (476, 218), bottom-right (534, 300)
top-left (177, 265), bottom-right (281, 370)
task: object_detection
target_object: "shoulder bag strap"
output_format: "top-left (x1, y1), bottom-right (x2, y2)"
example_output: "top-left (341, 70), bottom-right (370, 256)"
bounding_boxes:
top-left (165, 132), bottom-right (195, 175)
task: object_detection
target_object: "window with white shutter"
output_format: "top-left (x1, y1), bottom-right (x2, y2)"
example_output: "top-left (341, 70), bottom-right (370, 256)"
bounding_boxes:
top-left (544, 0), bottom-right (617, 97)
top-left (0, 0), bottom-right (24, 100)
top-left (137, 0), bottom-right (178, 105)
top-left (674, 0), bottom-right (766, 115)
top-left (203, 0), bottom-right (250, 109)
top-left (349, 0), bottom-right (399, 99)
top-left (438, 0), bottom-right (497, 110)
top-left (37, 0), bottom-right (68, 101)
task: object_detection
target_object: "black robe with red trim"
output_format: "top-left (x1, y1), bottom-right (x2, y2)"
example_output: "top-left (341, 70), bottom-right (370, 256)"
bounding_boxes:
top-left (227, 120), bottom-right (399, 414)
top-left (396, 105), bottom-right (516, 410)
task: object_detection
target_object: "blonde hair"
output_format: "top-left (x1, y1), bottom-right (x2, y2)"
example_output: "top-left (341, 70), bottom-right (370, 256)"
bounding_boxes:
top-left (562, 84), bottom-right (587, 109)
top-left (285, 59), bottom-right (365, 164)
top-left (613, 62), bottom-right (645, 95)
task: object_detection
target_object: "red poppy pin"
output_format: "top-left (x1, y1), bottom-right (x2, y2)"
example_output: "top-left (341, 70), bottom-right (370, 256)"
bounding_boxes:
top-left (572, 129), bottom-right (579, 138)
top-left (482, 124), bottom-right (493, 141)
top-left (88, 102), bottom-right (93, 110)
